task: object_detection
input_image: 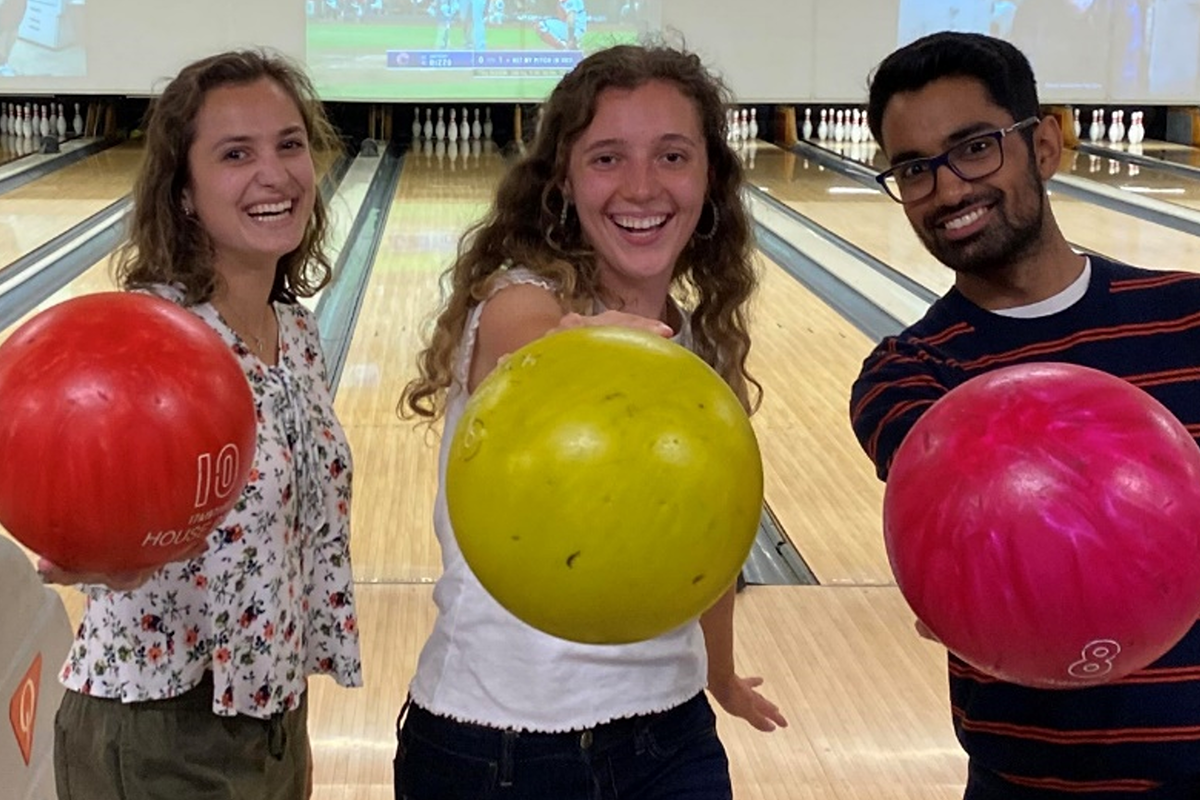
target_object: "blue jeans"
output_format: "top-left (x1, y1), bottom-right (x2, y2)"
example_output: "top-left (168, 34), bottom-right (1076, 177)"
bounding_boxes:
top-left (393, 692), bottom-right (732, 799)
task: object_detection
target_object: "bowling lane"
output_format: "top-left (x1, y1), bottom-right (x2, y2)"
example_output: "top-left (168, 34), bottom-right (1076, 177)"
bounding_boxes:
top-left (753, 142), bottom-right (1200, 288)
top-left (748, 251), bottom-right (892, 585)
top-left (334, 142), bottom-right (507, 584)
top-left (338, 142), bottom-right (894, 589)
top-left (0, 148), bottom-right (343, 348)
top-left (1092, 139), bottom-right (1200, 170)
top-left (1058, 148), bottom-right (1200, 212)
top-left (0, 145), bottom-right (342, 280)
top-left (746, 145), bottom-right (954, 295)
top-left (0, 141), bottom-right (143, 269)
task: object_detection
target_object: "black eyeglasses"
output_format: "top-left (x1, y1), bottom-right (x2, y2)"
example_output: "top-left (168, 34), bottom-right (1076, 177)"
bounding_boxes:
top-left (876, 117), bottom-right (1040, 204)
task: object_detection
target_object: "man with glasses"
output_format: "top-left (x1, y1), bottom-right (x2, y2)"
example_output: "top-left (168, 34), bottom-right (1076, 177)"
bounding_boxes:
top-left (850, 31), bottom-right (1200, 799)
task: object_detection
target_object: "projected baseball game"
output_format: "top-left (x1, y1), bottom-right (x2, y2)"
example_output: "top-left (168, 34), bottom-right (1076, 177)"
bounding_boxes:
top-left (306, 0), bottom-right (660, 101)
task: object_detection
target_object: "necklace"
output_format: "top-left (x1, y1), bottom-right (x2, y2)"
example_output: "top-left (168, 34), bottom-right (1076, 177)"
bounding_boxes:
top-left (221, 302), bottom-right (275, 357)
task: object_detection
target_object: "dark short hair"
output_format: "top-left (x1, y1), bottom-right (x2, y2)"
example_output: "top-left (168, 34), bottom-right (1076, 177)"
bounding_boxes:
top-left (867, 32), bottom-right (1040, 149)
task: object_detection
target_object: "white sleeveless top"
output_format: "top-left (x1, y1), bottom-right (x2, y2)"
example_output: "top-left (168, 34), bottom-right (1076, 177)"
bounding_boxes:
top-left (408, 268), bottom-right (707, 731)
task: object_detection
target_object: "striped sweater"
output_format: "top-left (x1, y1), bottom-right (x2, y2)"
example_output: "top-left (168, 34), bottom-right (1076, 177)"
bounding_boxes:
top-left (850, 257), bottom-right (1200, 797)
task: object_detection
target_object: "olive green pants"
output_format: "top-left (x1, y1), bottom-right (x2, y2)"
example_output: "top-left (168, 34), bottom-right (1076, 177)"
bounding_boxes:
top-left (54, 673), bottom-right (309, 800)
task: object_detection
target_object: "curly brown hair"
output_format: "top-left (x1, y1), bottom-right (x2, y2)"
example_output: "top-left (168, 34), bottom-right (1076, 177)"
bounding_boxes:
top-left (403, 43), bottom-right (759, 419)
top-left (114, 49), bottom-right (340, 305)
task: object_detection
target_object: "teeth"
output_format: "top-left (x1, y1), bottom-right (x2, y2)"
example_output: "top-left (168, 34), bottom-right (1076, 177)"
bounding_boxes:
top-left (247, 200), bottom-right (292, 216)
top-left (612, 214), bottom-right (666, 230)
top-left (944, 207), bottom-right (986, 231)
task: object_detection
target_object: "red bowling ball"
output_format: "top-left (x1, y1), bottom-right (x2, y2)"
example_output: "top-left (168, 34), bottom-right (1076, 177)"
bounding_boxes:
top-left (0, 292), bottom-right (257, 574)
top-left (884, 362), bottom-right (1200, 688)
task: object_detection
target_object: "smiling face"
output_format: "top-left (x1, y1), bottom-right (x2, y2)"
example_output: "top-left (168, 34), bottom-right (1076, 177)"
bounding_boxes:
top-left (879, 75), bottom-right (1053, 277)
top-left (183, 77), bottom-right (315, 279)
top-left (564, 79), bottom-right (709, 300)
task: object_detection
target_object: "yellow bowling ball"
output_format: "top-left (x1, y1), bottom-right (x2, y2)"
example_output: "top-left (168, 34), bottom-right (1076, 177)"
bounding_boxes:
top-left (446, 325), bottom-right (763, 644)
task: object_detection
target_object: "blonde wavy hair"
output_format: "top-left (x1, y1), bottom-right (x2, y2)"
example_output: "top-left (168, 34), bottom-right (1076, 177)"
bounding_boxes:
top-left (114, 49), bottom-right (341, 305)
top-left (402, 43), bottom-right (759, 418)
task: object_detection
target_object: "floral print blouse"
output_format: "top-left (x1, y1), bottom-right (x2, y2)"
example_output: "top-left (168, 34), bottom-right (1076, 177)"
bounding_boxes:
top-left (59, 286), bottom-right (362, 718)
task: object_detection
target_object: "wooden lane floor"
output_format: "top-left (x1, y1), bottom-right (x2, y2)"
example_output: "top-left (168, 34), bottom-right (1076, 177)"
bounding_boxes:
top-left (745, 145), bottom-right (953, 294)
top-left (747, 252), bottom-right (893, 585)
top-left (748, 142), bottom-right (1200, 294)
top-left (0, 146), bottom-right (342, 350)
top-left (0, 144), bottom-right (339, 281)
top-left (1089, 138), bottom-right (1200, 170)
top-left (331, 143), bottom-right (510, 584)
top-left (1058, 147), bottom-right (1200, 212)
top-left (0, 141), bottom-right (144, 268)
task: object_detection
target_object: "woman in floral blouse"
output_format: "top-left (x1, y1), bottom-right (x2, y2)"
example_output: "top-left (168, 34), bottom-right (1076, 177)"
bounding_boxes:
top-left (39, 50), bottom-right (361, 800)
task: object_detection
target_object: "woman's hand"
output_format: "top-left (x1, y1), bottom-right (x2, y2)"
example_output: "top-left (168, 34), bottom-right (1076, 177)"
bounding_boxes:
top-left (554, 310), bottom-right (673, 338)
top-left (708, 672), bottom-right (788, 732)
top-left (36, 538), bottom-right (207, 590)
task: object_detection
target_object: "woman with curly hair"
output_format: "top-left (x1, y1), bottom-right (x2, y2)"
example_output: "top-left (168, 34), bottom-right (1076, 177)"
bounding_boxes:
top-left (396, 42), bottom-right (786, 800)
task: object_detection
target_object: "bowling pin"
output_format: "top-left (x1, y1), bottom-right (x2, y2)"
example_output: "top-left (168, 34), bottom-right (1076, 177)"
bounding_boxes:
top-left (1088, 109), bottom-right (1103, 143)
top-left (1129, 111), bottom-right (1145, 145)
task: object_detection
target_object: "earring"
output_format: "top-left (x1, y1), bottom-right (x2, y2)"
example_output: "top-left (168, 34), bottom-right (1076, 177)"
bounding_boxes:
top-left (546, 197), bottom-right (571, 250)
top-left (182, 200), bottom-right (195, 217)
top-left (693, 199), bottom-right (719, 241)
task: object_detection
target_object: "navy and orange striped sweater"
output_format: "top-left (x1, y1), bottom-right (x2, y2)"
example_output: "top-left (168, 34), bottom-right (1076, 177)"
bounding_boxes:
top-left (850, 257), bottom-right (1200, 797)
